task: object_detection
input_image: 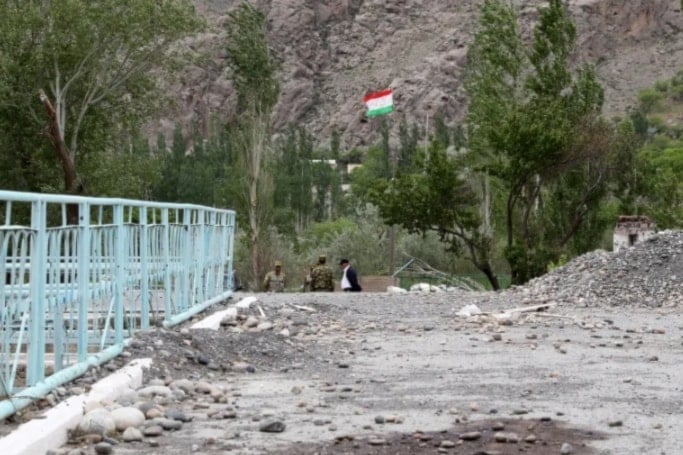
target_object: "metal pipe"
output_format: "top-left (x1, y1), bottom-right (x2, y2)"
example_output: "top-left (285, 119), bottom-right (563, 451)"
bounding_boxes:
top-left (0, 190), bottom-right (235, 212)
top-left (28, 200), bottom-right (47, 385)
top-left (0, 344), bottom-right (123, 421)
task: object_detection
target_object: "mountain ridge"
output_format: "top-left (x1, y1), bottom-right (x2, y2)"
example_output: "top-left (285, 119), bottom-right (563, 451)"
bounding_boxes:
top-left (160, 0), bottom-right (683, 148)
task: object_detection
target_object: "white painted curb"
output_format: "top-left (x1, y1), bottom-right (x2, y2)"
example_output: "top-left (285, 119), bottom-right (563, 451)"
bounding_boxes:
top-left (0, 358), bottom-right (152, 455)
top-left (190, 296), bottom-right (258, 331)
top-left (235, 296), bottom-right (258, 309)
top-left (190, 306), bottom-right (237, 330)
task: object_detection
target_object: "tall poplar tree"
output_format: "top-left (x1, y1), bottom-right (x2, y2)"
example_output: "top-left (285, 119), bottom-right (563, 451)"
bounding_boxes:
top-left (225, 1), bottom-right (280, 288)
top-left (273, 127), bottom-right (314, 232)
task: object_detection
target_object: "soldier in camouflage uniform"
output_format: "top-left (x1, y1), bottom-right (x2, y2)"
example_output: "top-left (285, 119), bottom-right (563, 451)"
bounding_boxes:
top-left (263, 261), bottom-right (286, 292)
top-left (309, 255), bottom-right (334, 292)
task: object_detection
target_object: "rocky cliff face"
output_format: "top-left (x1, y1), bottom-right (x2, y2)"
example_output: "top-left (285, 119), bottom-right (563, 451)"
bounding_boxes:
top-left (165, 0), bottom-right (683, 148)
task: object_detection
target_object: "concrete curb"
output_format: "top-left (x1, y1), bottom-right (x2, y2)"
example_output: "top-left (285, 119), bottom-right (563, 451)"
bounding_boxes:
top-left (0, 358), bottom-right (151, 455)
top-left (190, 296), bottom-right (257, 330)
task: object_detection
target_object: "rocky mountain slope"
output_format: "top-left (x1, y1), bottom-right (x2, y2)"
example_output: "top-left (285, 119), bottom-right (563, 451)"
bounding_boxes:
top-left (168, 0), bottom-right (683, 148)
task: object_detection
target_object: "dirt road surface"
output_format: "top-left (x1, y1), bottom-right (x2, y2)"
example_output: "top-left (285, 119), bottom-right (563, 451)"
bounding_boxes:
top-left (47, 289), bottom-right (682, 455)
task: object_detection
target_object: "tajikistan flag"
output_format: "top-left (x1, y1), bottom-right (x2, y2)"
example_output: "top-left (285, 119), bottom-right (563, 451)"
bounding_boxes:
top-left (364, 88), bottom-right (394, 117)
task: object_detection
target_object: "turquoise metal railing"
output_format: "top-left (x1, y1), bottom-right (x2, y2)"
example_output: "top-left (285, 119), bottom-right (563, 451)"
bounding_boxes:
top-left (0, 191), bottom-right (235, 419)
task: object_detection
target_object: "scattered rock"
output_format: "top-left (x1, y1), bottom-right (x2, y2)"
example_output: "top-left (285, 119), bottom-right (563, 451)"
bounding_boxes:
top-left (78, 409), bottom-right (116, 437)
top-left (259, 420), bottom-right (286, 433)
top-left (110, 407), bottom-right (145, 432)
top-left (121, 427), bottom-right (143, 442)
top-left (93, 443), bottom-right (113, 455)
top-left (460, 431), bottom-right (482, 441)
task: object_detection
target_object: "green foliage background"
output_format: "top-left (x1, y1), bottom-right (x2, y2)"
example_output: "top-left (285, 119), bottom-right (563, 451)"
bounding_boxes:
top-left (0, 0), bottom-right (681, 290)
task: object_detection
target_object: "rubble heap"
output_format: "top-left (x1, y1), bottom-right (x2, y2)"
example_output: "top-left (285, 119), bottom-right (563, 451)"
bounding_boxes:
top-left (516, 230), bottom-right (682, 308)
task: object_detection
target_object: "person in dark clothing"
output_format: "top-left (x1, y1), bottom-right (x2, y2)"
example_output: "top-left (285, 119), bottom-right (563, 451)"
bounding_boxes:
top-left (339, 259), bottom-right (362, 292)
top-left (310, 255), bottom-right (334, 292)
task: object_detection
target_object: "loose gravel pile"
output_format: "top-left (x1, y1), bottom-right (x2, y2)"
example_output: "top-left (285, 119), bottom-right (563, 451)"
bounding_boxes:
top-left (509, 230), bottom-right (682, 308)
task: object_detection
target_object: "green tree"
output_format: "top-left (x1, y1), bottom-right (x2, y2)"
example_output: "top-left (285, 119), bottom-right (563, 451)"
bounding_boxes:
top-left (203, 120), bottom-right (241, 209)
top-left (225, 1), bottom-right (280, 288)
top-left (273, 127), bottom-right (314, 232)
top-left (155, 125), bottom-right (187, 203)
top-left (84, 134), bottom-right (161, 200)
top-left (297, 206), bottom-right (390, 275)
top-left (637, 143), bottom-right (683, 228)
top-left (311, 160), bottom-right (340, 222)
top-left (349, 146), bottom-right (390, 203)
top-left (370, 141), bottom-right (501, 289)
top-left (608, 118), bottom-right (641, 217)
top-left (0, 0), bottom-right (202, 211)
top-left (397, 116), bottom-right (420, 171)
top-left (466, 0), bottom-right (612, 284)
top-left (637, 88), bottom-right (664, 114)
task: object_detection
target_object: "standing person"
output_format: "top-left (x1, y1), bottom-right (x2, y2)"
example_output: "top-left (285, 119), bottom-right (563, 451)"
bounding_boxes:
top-left (339, 259), bottom-right (362, 292)
top-left (263, 261), bottom-right (286, 292)
top-left (303, 266), bottom-right (313, 292)
top-left (310, 255), bottom-right (334, 292)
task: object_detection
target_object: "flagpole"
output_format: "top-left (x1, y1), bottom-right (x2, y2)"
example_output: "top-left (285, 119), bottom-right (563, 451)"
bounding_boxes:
top-left (382, 115), bottom-right (398, 279)
top-left (425, 114), bottom-right (429, 146)
top-left (364, 87), bottom-right (397, 278)
top-left (388, 124), bottom-right (397, 279)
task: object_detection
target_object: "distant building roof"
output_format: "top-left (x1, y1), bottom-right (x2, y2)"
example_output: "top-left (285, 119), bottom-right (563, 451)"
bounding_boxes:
top-left (616, 215), bottom-right (653, 224)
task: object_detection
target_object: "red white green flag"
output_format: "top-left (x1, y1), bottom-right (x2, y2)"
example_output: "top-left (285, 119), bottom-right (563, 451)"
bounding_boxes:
top-left (364, 88), bottom-right (394, 117)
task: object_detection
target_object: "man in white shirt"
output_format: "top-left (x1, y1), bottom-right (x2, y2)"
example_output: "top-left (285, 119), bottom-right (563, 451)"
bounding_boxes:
top-left (339, 259), bottom-right (362, 292)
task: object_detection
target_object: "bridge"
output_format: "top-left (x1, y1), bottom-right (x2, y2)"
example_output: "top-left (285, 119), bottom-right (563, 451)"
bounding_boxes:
top-left (0, 190), bottom-right (236, 420)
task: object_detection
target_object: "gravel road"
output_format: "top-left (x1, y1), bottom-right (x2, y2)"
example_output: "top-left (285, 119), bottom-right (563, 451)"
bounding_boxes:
top-left (47, 289), bottom-right (681, 455)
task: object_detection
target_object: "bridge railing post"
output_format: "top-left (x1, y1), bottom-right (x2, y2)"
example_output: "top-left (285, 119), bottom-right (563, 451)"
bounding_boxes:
top-left (27, 199), bottom-right (47, 386)
top-left (162, 208), bottom-right (172, 324)
top-left (113, 203), bottom-right (125, 346)
top-left (140, 206), bottom-right (149, 330)
top-left (77, 201), bottom-right (91, 363)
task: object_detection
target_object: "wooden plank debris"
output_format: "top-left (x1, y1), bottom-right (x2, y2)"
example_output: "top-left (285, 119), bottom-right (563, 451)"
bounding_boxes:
top-left (287, 302), bottom-right (316, 312)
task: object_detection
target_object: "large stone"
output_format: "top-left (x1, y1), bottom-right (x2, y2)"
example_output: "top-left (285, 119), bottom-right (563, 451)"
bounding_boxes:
top-left (244, 316), bottom-right (259, 328)
top-left (195, 381), bottom-right (214, 394)
top-left (93, 442), bottom-right (113, 455)
top-left (170, 379), bottom-right (195, 394)
top-left (387, 286), bottom-right (407, 294)
top-left (259, 420), bottom-right (286, 433)
top-left (115, 388), bottom-right (139, 406)
top-left (110, 407), bottom-right (146, 431)
top-left (78, 409), bottom-right (116, 436)
top-left (154, 417), bottom-right (183, 431)
top-left (257, 321), bottom-right (274, 331)
top-left (122, 426), bottom-right (143, 442)
top-left (137, 385), bottom-right (173, 398)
